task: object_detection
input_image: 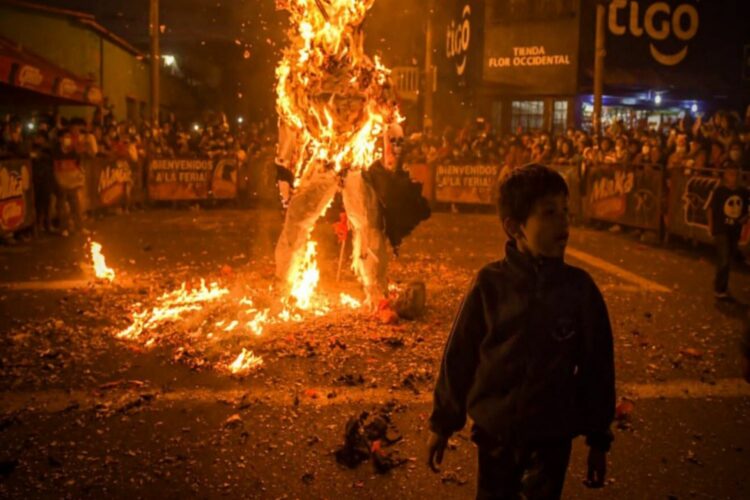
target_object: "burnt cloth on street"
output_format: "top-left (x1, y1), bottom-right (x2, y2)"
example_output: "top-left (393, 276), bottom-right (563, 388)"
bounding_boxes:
top-left (362, 161), bottom-right (431, 252)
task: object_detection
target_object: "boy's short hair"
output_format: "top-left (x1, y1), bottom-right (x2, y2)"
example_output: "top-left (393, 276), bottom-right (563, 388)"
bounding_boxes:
top-left (497, 163), bottom-right (569, 224)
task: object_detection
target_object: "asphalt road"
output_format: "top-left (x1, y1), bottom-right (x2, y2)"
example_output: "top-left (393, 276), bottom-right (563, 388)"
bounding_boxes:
top-left (1, 208), bottom-right (749, 499)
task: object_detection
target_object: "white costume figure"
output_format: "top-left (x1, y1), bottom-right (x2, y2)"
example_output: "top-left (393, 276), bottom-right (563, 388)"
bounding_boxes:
top-left (273, 0), bottom-right (403, 307)
top-left (275, 124), bottom-right (404, 307)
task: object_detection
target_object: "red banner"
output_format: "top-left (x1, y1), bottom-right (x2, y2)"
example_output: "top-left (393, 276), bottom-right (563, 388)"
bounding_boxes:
top-left (0, 159), bottom-right (34, 235)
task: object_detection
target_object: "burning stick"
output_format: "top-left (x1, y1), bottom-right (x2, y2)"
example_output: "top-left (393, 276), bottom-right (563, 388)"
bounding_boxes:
top-left (313, 0), bottom-right (330, 21)
top-left (333, 212), bottom-right (349, 282)
top-left (336, 237), bottom-right (347, 283)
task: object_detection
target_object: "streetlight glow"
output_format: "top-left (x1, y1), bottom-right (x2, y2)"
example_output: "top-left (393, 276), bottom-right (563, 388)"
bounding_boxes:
top-left (163, 54), bottom-right (176, 67)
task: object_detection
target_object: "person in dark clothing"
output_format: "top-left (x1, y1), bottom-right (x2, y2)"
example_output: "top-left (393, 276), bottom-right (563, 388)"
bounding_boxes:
top-left (52, 129), bottom-right (85, 236)
top-left (31, 130), bottom-right (55, 233)
top-left (427, 164), bottom-right (615, 499)
top-left (707, 161), bottom-right (748, 299)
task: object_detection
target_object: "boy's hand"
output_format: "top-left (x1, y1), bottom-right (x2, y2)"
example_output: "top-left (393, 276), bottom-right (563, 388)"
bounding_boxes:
top-left (427, 432), bottom-right (449, 473)
top-left (585, 448), bottom-right (607, 488)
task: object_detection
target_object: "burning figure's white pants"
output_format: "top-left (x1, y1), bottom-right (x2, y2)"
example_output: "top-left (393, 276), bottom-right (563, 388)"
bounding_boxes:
top-left (275, 169), bottom-right (388, 305)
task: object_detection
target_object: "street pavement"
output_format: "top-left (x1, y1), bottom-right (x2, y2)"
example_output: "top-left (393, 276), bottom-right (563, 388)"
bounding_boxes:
top-left (1, 208), bottom-right (749, 499)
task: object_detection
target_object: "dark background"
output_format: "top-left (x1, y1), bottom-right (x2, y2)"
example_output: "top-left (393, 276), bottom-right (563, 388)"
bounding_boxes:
top-left (30, 0), bottom-right (429, 122)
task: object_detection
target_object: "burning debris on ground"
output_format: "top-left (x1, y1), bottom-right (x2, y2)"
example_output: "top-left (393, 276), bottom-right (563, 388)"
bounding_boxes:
top-left (334, 401), bottom-right (407, 473)
top-left (2, 0), bottom-right (750, 497)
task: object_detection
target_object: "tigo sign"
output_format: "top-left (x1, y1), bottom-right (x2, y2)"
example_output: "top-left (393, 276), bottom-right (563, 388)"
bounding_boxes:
top-left (445, 4), bottom-right (472, 76)
top-left (608, 0), bottom-right (699, 66)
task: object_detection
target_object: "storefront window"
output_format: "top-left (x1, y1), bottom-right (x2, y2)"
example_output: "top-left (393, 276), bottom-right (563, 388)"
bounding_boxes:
top-left (511, 100), bottom-right (544, 131)
top-left (579, 101), bottom-right (685, 132)
top-left (553, 100), bottom-right (568, 133)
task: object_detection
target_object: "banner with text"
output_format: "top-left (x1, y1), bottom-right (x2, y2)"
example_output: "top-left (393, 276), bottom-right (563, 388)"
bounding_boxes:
top-left (148, 157), bottom-right (238, 201)
top-left (482, 11), bottom-right (579, 94)
top-left (583, 163), bottom-right (663, 231)
top-left (435, 164), bottom-right (499, 205)
top-left (86, 158), bottom-right (138, 209)
top-left (0, 159), bottom-right (34, 236)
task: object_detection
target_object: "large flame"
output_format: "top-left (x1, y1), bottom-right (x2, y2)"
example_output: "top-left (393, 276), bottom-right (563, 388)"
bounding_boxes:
top-left (339, 292), bottom-right (362, 309)
top-left (90, 241), bottom-right (115, 282)
top-left (118, 280), bottom-right (229, 340)
top-left (289, 240), bottom-right (321, 310)
top-left (275, 0), bottom-right (401, 182)
top-left (113, 0), bottom-right (398, 371)
top-left (227, 348), bottom-right (264, 375)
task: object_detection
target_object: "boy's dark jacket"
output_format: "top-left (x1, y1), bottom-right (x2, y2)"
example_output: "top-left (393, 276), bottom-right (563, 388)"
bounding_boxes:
top-left (430, 240), bottom-right (615, 451)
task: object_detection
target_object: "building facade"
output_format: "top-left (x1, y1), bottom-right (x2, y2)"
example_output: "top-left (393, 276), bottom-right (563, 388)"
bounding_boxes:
top-left (0, 0), bottom-right (199, 121)
top-left (434, 0), bottom-right (750, 133)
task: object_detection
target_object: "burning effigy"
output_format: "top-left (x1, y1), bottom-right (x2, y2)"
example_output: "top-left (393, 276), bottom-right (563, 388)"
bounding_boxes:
top-left (273, 0), bottom-right (410, 309)
top-left (108, 0), bottom-right (429, 378)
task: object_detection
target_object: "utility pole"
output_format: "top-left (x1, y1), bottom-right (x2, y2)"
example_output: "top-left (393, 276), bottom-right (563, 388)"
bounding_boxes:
top-left (423, 0), bottom-right (435, 132)
top-left (593, 0), bottom-right (607, 137)
top-left (150, 0), bottom-right (160, 128)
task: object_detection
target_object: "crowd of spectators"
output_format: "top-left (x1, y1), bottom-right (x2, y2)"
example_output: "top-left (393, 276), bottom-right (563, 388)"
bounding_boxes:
top-left (0, 110), bottom-right (276, 242)
top-left (2, 105), bottom-right (750, 243)
top-left (403, 107), bottom-right (750, 174)
top-left (0, 112), bottom-right (276, 164)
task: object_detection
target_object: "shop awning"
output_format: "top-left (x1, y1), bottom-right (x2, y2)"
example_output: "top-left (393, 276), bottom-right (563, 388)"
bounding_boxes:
top-left (0, 35), bottom-right (102, 106)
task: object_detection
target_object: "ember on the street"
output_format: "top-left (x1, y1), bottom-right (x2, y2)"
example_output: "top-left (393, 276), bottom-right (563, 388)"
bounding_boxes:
top-left (1, 1), bottom-right (750, 499)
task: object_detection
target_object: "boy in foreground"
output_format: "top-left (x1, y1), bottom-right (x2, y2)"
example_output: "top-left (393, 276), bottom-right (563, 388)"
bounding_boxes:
top-left (427, 164), bottom-right (615, 499)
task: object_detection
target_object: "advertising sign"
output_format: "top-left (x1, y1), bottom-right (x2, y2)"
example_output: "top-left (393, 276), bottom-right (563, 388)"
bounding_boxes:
top-left (483, 10), bottom-right (580, 94)
top-left (583, 163), bottom-right (663, 231)
top-left (436, 0), bottom-right (485, 91)
top-left (580, 0), bottom-right (749, 94)
top-left (0, 160), bottom-right (34, 236)
top-left (89, 159), bottom-right (134, 208)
